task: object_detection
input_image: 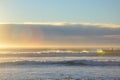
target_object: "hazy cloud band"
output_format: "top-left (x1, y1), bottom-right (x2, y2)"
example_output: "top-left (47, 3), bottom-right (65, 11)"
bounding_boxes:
top-left (0, 22), bottom-right (120, 48)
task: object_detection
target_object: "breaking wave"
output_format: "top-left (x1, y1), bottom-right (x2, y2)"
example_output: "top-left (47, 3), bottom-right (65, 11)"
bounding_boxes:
top-left (0, 59), bottom-right (120, 66)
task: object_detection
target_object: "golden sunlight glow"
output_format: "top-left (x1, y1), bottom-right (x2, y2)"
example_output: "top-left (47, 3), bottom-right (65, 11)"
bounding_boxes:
top-left (0, 24), bottom-right (45, 48)
top-left (0, 25), bottom-right (10, 44)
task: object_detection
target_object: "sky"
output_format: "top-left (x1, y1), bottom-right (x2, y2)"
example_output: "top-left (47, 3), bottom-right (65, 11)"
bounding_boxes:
top-left (0, 0), bottom-right (120, 24)
top-left (0, 0), bottom-right (120, 48)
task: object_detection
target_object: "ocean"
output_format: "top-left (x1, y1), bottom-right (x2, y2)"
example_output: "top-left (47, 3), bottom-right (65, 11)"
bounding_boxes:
top-left (0, 51), bottom-right (120, 80)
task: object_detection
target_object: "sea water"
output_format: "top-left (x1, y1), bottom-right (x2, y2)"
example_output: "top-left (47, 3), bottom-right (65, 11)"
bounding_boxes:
top-left (0, 56), bottom-right (120, 80)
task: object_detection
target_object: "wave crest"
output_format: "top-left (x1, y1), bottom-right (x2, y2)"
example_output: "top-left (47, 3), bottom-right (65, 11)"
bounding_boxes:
top-left (0, 60), bottom-right (120, 66)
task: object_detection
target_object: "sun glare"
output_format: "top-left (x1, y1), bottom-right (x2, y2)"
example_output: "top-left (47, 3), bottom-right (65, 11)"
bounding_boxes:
top-left (0, 45), bottom-right (9, 49)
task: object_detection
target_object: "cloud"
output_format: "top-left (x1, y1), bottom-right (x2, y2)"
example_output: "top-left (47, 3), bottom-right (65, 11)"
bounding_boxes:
top-left (103, 35), bottom-right (120, 39)
top-left (0, 23), bottom-right (120, 47)
top-left (23, 22), bottom-right (120, 29)
top-left (0, 22), bottom-right (120, 28)
top-left (79, 23), bottom-right (120, 28)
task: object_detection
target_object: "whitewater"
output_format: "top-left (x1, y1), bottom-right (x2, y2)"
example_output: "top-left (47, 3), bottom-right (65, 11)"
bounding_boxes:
top-left (0, 56), bottom-right (120, 80)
